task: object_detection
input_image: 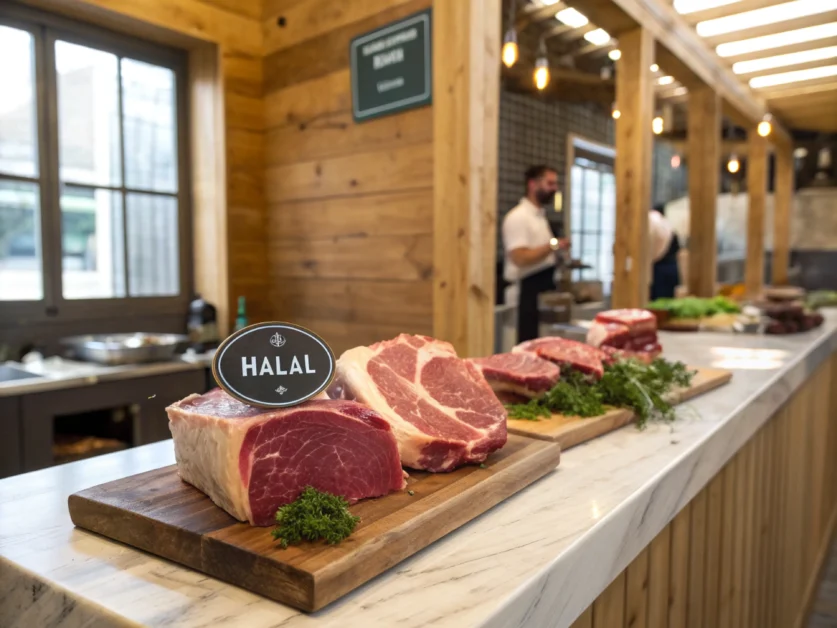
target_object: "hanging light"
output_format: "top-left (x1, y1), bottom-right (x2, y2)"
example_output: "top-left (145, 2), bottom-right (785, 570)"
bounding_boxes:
top-left (728, 154), bottom-right (741, 173)
top-left (501, 0), bottom-right (518, 68)
top-left (502, 30), bottom-right (519, 68)
top-left (534, 37), bottom-right (550, 90)
top-left (650, 63), bottom-right (660, 72)
top-left (609, 48), bottom-right (622, 61)
top-left (671, 154), bottom-right (682, 169)
top-left (757, 113), bottom-right (773, 137)
top-left (612, 103), bottom-right (621, 119)
top-left (652, 115), bottom-right (664, 135)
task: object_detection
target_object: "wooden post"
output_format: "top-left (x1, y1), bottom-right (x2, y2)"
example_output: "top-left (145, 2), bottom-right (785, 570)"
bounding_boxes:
top-left (432, 0), bottom-right (500, 357)
top-left (746, 133), bottom-right (768, 297)
top-left (772, 145), bottom-right (794, 286)
top-left (612, 27), bottom-right (655, 308)
top-left (687, 86), bottom-right (721, 297)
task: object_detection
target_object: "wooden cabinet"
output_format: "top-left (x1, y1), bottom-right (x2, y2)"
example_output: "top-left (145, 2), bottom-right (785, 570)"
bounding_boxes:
top-left (20, 369), bottom-right (206, 472)
top-left (0, 396), bottom-right (22, 479)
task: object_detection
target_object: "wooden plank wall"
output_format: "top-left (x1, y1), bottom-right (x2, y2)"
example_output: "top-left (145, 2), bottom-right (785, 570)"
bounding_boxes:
top-left (262, 0), bottom-right (434, 357)
top-left (570, 353), bottom-right (837, 628)
top-left (23, 0), bottom-right (269, 330)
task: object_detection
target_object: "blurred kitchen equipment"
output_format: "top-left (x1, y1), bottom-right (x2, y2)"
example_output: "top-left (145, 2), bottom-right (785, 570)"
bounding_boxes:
top-left (571, 280), bottom-right (603, 304)
top-left (187, 294), bottom-right (220, 352)
top-left (61, 333), bottom-right (187, 366)
top-left (538, 292), bottom-right (574, 326)
top-left (234, 296), bottom-right (248, 332)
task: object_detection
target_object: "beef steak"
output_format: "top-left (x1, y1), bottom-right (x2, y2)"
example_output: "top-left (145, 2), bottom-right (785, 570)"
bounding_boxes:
top-left (469, 353), bottom-right (560, 399)
top-left (330, 334), bottom-right (508, 472)
top-left (166, 389), bottom-right (405, 526)
top-left (513, 336), bottom-right (609, 379)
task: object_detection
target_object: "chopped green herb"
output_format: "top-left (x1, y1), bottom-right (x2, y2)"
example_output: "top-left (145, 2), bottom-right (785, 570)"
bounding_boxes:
top-left (479, 463), bottom-right (487, 469)
top-left (506, 358), bottom-right (695, 429)
top-left (271, 486), bottom-right (359, 548)
top-left (408, 490), bottom-right (415, 496)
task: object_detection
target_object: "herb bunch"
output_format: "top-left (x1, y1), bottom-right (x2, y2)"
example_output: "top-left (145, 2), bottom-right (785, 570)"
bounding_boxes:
top-left (507, 358), bottom-right (695, 429)
top-left (271, 486), bottom-right (360, 548)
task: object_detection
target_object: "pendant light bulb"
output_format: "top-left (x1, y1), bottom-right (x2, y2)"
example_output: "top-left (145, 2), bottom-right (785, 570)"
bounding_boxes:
top-left (611, 103), bottom-right (621, 119)
top-left (502, 30), bottom-right (519, 68)
top-left (757, 114), bottom-right (773, 138)
top-left (608, 48), bottom-right (622, 61)
top-left (728, 154), bottom-right (741, 174)
top-left (534, 58), bottom-right (550, 91)
top-left (652, 115), bottom-right (664, 135)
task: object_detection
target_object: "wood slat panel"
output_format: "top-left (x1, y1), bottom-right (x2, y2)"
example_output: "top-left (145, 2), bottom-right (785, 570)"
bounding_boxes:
top-left (222, 51), bottom-right (264, 99)
top-left (668, 505), bottom-right (691, 628)
top-left (270, 278), bottom-right (432, 328)
top-left (263, 0), bottom-right (430, 92)
top-left (570, 607), bottom-right (593, 628)
top-left (265, 143), bottom-right (433, 203)
top-left (269, 189), bottom-right (432, 241)
top-left (626, 547), bottom-right (650, 628)
top-left (225, 92), bottom-right (264, 132)
top-left (594, 572), bottom-right (626, 628)
top-left (773, 145), bottom-right (794, 285)
top-left (718, 454), bottom-right (738, 628)
top-left (265, 69), bottom-right (349, 128)
top-left (745, 134), bottom-right (768, 297)
top-left (686, 489), bottom-right (706, 628)
top-left (647, 523), bottom-right (670, 628)
top-left (703, 469), bottom-right (725, 627)
top-left (269, 234), bottom-right (432, 281)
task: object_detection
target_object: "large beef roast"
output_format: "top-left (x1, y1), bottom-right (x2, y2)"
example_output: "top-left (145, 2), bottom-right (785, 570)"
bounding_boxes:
top-left (587, 309), bottom-right (661, 357)
top-left (513, 336), bottom-right (609, 379)
top-left (331, 334), bottom-right (508, 472)
top-left (166, 389), bottom-right (405, 526)
top-left (469, 352), bottom-right (560, 399)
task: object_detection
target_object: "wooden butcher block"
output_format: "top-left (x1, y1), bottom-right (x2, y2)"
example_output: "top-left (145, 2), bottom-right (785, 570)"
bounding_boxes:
top-left (68, 433), bottom-right (561, 612)
top-left (507, 366), bottom-right (732, 449)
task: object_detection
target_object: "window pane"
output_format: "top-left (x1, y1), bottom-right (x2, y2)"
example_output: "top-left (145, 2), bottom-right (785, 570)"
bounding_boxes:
top-left (56, 41), bottom-right (121, 187)
top-left (127, 193), bottom-right (178, 296)
top-left (62, 185), bottom-right (125, 299)
top-left (570, 166), bottom-right (583, 232)
top-left (122, 58), bottom-right (177, 193)
top-left (0, 27), bottom-right (38, 178)
top-left (0, 180), bottom-right (42, 300)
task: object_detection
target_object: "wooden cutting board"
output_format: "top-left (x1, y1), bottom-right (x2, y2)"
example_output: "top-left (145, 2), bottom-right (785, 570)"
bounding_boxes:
top-left (507, 366), bottom-right (732, 449)
top-left (68, 433), bottom-right (561, 612)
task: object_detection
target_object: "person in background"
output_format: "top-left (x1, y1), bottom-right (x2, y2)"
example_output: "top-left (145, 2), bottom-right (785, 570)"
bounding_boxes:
top-left (649, 203), bottom-right (681, 300)
top-left (502, 165), bottom-right (570, 343)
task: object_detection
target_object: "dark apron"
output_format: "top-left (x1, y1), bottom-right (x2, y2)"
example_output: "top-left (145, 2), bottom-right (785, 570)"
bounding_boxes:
top-left (517, 265), bottom-right (556, 343)
top-left (650, 233), bottom-right (681, 301)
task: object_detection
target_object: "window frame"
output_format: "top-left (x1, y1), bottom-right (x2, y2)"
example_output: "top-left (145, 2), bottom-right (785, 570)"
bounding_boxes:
top-left (0, 4), bottom-right (192, 326)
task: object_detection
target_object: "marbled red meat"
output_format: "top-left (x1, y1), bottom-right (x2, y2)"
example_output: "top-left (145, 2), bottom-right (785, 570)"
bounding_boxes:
top-left (513, 336), bottom-right (609, 380)
top-left (469, 352), bottom-right (560, 399)
top-left (166, 389), bottom-right (405, 526)
top-left (587, 309), bottom-right (662, 356)
top-left (330, 334), bottom-right (507, 472)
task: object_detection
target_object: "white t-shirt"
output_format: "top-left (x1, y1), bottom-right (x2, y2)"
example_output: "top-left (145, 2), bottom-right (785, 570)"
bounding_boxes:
top-left (502, 197), bottom-right (556, 303)
top-left (649, 210), bottom-right (674, 263)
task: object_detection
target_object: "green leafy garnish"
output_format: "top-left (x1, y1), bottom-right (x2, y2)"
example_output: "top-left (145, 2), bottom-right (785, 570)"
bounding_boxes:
top-left (506, 358), bottom-right (695, 429)
top-left (271, 486), bottom-right (360, 548)
top-left (648, 296), bottom-right (740, 319)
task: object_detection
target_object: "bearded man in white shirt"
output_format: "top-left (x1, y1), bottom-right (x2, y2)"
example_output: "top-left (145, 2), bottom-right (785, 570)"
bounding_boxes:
top-left (502, 165), bottom-right (570, 342)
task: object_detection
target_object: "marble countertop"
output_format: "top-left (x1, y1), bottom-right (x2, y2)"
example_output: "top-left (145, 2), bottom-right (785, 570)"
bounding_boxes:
top-left (2, 317), bottom-right (836, 628)
top-left (0, 351), bottom-right (213, 397)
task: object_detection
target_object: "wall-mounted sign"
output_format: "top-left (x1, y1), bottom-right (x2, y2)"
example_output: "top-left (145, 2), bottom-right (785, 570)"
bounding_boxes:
top-left (350, 9), bottom-right (432, 122)
top-left (212, 322), bottom-right (335, 409)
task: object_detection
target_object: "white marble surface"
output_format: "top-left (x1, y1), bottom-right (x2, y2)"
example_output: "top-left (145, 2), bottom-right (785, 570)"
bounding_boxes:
top-left (0, 352), bottom-right (213, 398)
top-left (2, 317), bottom-right (836, 628)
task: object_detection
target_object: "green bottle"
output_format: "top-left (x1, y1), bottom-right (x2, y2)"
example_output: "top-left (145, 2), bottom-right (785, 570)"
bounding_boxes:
top-left (234, 296), bottom-right (248, 332)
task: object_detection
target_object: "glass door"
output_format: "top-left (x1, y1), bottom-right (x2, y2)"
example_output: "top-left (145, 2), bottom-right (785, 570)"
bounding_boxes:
top-left (570, 157), bottom-right (616, 295)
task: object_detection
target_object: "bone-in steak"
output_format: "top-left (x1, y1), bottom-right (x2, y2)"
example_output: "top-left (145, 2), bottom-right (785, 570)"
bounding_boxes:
top-left (166, 389), bottom-right (405, 526)
top-left (330, 334), bottom-right (508, 472)
top-left (469, 352), bottom-right (560, 399)
top-left (513, 336), bottom-right (609, 379)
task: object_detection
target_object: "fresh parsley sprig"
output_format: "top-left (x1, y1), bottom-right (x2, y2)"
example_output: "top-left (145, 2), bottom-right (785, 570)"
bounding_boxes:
top-left (271, 486), bottom-right (360, 548)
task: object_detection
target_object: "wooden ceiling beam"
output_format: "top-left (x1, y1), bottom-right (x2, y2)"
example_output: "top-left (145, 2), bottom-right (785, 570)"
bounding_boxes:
top-left (681, 0), bottom-right (796, 26)
top-left (516, 2), bottom-right (565, 30)
top-left (560, 0), bottom-right (792, 146)
top-left (703, 11), bottom-right (837, 46)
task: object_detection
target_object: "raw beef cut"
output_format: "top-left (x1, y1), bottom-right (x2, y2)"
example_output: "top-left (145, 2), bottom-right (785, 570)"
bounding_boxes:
top-left (587, 309), bottom-right (661, 355)
top-left (601, 344), bottom-right (662, 365)
top-left (513, 336), bottom-right (609, 380)
top-left (469, 353), bottom-right (560, 399)
top-left (330, 334), bottom-right (507, 472)
top-left (166, 389), bottom-right (405, 526)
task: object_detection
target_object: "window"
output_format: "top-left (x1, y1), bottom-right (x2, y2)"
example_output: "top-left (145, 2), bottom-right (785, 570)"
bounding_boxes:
top-left (0, 7), bottom-right (189, 322)
top-left (569, 157), bottom-right (616, 296)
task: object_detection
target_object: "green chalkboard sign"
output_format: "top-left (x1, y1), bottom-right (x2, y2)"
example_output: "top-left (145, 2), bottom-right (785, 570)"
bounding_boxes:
top-left (350, 9), bottom-right (432, 122)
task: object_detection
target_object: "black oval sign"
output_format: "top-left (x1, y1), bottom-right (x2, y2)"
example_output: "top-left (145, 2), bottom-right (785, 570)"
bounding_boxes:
top-left (212, 322), bottom-right (335, 408)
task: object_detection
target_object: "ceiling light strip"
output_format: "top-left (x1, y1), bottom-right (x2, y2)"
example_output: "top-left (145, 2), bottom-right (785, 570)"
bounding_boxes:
top-left (674, 0), bottom-right (741, 16)
top-left (733, 46), bottom-right (837, 73)
top-left (717, 22), bottom-right (837, 57)
top-left (749, 64), bottom-right (837, 87)
top-left (697, 0), bottom-right (837, 38)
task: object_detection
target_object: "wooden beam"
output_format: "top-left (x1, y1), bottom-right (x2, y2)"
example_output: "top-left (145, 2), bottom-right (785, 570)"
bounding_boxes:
top-left (745, 132), bottom-right (768, 297)
top-left (516, 2), bottom-right (564, 30)
top-left (772, 144), bottom-right (794, 286)
top-left (433, 0), bottom-right (500, 357)
top-left (612, 27), bottom-right (655, 308)
top-left (687, 86), bottom-right (721, 298)
top-left (704, 11), bottom-right (837, 46)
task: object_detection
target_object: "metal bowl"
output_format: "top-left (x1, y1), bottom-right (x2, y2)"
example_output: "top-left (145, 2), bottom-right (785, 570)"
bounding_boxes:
top-left (61, 333), bottom-right (188, 366)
